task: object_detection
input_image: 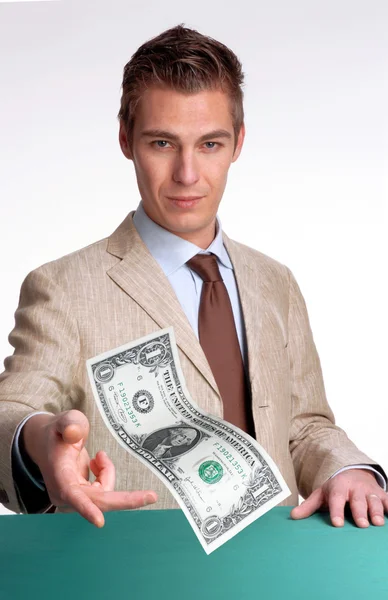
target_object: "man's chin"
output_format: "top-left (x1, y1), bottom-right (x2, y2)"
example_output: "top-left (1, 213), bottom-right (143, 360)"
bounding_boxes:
top-left (163, 212), bottom-right (215, 235)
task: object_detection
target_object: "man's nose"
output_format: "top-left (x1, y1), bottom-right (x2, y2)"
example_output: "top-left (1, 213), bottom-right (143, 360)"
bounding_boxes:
top-left (172, 151), bottom-right (200, 186)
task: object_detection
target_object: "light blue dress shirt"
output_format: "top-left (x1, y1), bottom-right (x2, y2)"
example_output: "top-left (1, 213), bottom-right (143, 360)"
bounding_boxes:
top-left (12, 201), bottom-right (386, 494)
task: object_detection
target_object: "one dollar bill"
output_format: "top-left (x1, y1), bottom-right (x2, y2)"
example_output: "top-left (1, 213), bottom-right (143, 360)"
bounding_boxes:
top-left (86, 327), bottom-right (290, 554)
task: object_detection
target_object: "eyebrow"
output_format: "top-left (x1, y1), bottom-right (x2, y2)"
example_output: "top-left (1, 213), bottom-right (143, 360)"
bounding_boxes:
top-left (140, 128), bottom-right (232, 143)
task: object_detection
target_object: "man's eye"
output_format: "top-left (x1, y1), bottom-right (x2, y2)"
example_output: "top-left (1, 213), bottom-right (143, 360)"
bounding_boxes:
top-left (204, 142), bottom-right (218, 149)
top-left (154, 140), bottom-right (170, 148)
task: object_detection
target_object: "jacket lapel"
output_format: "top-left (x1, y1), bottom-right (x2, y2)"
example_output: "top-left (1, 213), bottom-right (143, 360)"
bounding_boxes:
top-left (106, 212), bottom-right (219, 394)
top-left (222, 233), bottom-right (287, 404)
top-left (222, 233), bottom-right (263, 395)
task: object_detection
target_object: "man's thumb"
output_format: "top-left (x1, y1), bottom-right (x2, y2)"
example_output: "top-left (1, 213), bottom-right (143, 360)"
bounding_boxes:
top-left (55, 409), bottom-right (89, 446)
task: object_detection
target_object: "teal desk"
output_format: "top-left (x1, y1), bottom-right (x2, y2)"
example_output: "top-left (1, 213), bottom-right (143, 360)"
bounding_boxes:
top-left (0, 507), bottom-right (387, 599)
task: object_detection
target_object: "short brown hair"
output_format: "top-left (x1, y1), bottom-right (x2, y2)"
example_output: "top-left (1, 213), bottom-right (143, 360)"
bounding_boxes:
top-left (117, 25), bottom-right (245, 146)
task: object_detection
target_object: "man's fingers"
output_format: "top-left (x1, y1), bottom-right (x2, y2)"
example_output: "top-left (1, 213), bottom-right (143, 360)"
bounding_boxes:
top-left (290, 487), bottom-right (324, 520)
top-left (53, 466), bottom-right (104, 527)
top-left (349, 490), bottom-right (369, 528)
top-left (54, 464), bottom-right (157, 526)
top-left (56, 485), bottom-right (157, 527)
top-left (367, 494), bottom-right (385, 526)
top-left (91, 451), bottom-right (116, 491)
top-left (85, 488), bottom-right (158, 512)
top-left (59, 485), bottom-right (105, 528)
top-left (55, 410), bottom-right (90, 446)
top-left (327, 489), bottom-right (347, 527)
top-left (58, 488), bottom-right (158, 526)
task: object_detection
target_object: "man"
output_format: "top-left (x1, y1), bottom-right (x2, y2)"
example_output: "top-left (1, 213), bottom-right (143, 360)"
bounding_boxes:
top-left (143, 428), bottom-right (199, 459)
top-left (0, 25), bottom-right (386, 529)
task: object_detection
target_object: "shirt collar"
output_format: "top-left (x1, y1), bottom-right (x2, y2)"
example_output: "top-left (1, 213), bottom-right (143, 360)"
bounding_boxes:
top-left (133, 201), bottom-right (233, 276)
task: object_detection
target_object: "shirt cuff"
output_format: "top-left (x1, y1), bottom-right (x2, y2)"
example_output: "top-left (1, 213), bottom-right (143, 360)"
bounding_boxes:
top-left (12, 412), bottom-right (53, 492)
top-left (330, 464), bottom-right (387, 491)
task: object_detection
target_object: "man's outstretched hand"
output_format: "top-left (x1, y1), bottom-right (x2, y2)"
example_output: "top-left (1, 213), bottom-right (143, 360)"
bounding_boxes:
top-left (22, 409), bottom-right (157, 527)
top-left (291, 469), bottom-right (387, 527)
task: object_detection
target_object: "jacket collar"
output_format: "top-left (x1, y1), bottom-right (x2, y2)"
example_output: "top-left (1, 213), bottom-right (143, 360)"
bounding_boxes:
top-left (107, 211), bottom-right (219, 393)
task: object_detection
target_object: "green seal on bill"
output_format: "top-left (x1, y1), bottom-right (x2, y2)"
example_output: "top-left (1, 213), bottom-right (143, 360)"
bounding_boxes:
top-left (198, 461), bottom-right (223, 484)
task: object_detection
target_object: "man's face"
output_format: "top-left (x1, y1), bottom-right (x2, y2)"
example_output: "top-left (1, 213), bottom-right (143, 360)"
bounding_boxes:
top-left (170, 430), bottom-right (194, 446)
top-left (119, 86), bottom-right (245, 248)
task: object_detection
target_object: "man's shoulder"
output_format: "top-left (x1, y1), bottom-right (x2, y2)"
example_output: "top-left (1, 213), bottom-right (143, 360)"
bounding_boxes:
top-left (25, 235), bottom-right (116, 286)
top-left (26, 211), bottom-right (136, 285)
top-left (225, 236), bottom-right (291, 282)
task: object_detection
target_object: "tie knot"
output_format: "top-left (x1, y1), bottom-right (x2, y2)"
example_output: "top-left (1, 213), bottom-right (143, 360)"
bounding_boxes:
top-left (187, 254), bottom-right (223, 283)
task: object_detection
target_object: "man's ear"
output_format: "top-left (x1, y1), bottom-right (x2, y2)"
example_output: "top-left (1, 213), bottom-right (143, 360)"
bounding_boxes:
top-left (231, 123), bottom-right (245, 163)
top-left (118, 120), bottom-right (133, 160)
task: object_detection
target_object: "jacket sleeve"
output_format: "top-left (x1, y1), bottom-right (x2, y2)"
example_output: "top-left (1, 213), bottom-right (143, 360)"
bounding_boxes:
top-left (11, 412), bottom-right (54, 513)
top-left (0, 266), bottom-right (83, 513)
top-left (286, 268), bottom-right (386, 498)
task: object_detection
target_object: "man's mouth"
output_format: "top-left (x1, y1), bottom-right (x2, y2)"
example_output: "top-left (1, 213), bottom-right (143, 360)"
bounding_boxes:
top-left (167, 196), bottom-right (203, 208)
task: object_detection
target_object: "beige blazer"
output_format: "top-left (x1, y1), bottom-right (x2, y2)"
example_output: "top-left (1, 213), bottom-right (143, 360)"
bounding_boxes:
top-left (0, 212), bottom-right (377, 513)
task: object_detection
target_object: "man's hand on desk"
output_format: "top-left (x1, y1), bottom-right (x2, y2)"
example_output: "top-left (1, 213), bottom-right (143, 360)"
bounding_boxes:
top-left (290, 469), bottom-right (387, 528)
top-left (22, 410), bottom-right (157, 526)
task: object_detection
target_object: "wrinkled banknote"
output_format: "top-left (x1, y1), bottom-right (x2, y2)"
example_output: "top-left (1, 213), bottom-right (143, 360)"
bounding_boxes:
top-left (86, 327), bottom-right (290, 553)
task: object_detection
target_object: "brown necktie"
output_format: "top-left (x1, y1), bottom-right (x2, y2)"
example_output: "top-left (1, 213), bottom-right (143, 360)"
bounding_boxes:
top-left (187, 254), bottom-right (254, 436)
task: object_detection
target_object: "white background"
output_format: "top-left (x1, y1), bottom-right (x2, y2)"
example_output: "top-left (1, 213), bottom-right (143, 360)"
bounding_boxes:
top-left (0, 0), bottom-right (387, 515)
